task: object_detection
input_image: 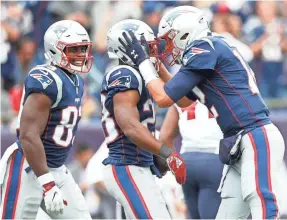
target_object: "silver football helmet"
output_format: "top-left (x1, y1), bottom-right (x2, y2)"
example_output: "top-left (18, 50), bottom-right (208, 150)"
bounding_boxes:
top-left (158, 6), bottom-right (210, 66)
top-left (107, 19), bottom-right (159, 69)
top-left (44, 20), bottom-right (93, 73)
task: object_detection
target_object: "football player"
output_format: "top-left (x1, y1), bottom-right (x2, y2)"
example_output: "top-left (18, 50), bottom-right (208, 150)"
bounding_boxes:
top-left (0, 20), bottom-right (93, 219)
top-left (160, 101), bottom-right (223, 219)
top-left (118, 6), bottom-right (287, 219)
top-left (101, 19), bottom-right (186, 219)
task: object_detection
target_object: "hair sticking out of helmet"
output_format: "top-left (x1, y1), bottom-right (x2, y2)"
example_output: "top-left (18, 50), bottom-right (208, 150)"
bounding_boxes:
top-left (157, 6), bottom-right (210, 66)
top-left (107, 19), bottom-right (160, 70)
top-left (44, 20), bottom-right (94, 73)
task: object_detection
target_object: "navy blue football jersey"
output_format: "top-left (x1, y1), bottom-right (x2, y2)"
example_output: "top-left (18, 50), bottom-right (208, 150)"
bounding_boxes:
top-left (164, 35), bottom-right (270, 137)
top-left (101, 65), bottom-right (156, 166)
top-left (16, 64), bottom-right (84, 168)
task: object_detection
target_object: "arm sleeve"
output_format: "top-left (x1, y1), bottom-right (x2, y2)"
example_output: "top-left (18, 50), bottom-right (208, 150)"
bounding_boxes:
top-left (104, 67), bottom-right (143, 112)
top-left (24, 69), bottom-right (58, 105)
top-left (164, 67), bottom-right (205, 103)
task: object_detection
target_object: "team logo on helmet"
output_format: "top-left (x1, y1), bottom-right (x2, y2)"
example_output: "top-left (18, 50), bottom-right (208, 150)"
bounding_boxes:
top-left (53, 26), bottom-right (68, 38)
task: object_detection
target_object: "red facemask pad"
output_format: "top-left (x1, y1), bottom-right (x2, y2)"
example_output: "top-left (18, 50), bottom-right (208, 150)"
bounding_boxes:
top-left (57, 41), bottom-right (94, 73)
top-left (157, 30), bottom-right (181, 66)
top-left (138, 38), bottom-right (160, 70)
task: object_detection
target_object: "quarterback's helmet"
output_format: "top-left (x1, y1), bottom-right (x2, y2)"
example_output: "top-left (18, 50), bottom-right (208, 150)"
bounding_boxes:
top-left (44, 20), bottom-right (93, 73)
top-left (107, 19), bottom-right (159, 69)
top-left (158, 6), bottom-right (210, 66)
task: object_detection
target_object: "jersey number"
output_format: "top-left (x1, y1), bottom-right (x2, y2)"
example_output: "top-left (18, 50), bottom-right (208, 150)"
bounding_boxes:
top-left (142, 99), bottom-right (156, 136)
top-left (53, 106), bottom-right (80, 147)
top-left (101, 94), bottom-right (155, 143)
top-left (192, 88), bottom-right (219, 119)
top-left (101, 94), bottom-right (120, 144)
top-left (232, 48), bottom-right (259, 94)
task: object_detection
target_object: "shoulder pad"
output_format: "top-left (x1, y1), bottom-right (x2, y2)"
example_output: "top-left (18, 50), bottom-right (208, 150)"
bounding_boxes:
top-left (105, 65), bottom-right (143, 95)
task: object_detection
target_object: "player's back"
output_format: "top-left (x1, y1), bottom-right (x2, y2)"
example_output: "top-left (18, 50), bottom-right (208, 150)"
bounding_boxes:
top-left (101, 65), bottom-right (155, 167)
top-left (175, 101), bottom-right (223, 154)
top-left (182, 35), bottom-right (270, 137)
top-left (16, 64), bottom-right (84, 168)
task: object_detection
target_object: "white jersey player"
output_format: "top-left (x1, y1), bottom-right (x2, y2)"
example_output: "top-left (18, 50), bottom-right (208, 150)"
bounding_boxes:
top-left (0, 20), bottom-right (93, 219)
top-left (160, 101), bottom-right (224, 219)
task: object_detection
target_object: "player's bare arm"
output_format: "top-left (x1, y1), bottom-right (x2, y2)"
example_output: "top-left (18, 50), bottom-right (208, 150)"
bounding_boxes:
top-left (113, 89), bottom-right (162, 154)
top-left (113, 89), bottom-right (186, 184)
top-left (19, 93), bottom-right (51, 177)
top-left (159, 105), bottom-right (179, 148)
top-left (158, 62), bottom-right (172, 82)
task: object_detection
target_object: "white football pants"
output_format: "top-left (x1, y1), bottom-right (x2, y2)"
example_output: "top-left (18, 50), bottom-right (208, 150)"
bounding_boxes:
top-left (216, 123), bottom-right (287, 219)
top-left (0, 143), bottom-right (91, 219)
top-left (103, 164), bottom-right (171, 219)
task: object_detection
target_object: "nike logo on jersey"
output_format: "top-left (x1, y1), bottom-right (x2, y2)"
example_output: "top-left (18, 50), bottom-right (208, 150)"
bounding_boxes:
top-left (112, 71), bottom-right (121, 77)
top-left (30, 73), bottom-right (53, 89)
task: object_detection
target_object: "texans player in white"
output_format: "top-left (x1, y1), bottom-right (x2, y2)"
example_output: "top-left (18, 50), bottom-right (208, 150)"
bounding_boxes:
top-left (0, 20), bottom-right (93, 219)
top-left (160, 101), bottom-right (223, 219)
top-left (101, 19), bottom-right (186, 219)
top-left (118, 6), bottom-right (287, 219)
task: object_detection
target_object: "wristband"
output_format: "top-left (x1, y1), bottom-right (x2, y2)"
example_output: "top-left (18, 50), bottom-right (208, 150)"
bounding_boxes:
top-left (159, 144), bottom-right (174, 160)
top-left (37, 172), bottom-right (54, 186)
top-left (139, 59), bottom-right (158, 86)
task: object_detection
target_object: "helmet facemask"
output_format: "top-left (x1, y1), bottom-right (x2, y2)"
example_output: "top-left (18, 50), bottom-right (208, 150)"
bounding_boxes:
top-left (157, 30), bottom-right (182, 66)
top-left (144, 39), bottom-right (160, 71)
top-left (57, 41), bottom-right (93, 73)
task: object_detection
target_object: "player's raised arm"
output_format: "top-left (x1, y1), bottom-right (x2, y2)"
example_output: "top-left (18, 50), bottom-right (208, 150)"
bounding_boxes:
top-left (19, 93), bottom-right (51, 177)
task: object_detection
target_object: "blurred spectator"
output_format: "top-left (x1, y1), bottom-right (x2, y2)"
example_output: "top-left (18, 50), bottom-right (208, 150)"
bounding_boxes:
top-left (143, 1), bottom-right (178, 34)
top-left (1, 80), bottom-right (14, 125)
top-left (211, 13), bottom-right (254, 63)
top-left (48, 1), bottom-right (94, 33)
top-left (91, 1), bottom-right (142, 74)
top-left (67, 143), bottom-right (94, 193)
top-left (243, 1), bottom-right (287, 98)
top-left (1, 2), bottom-right (32, 91)
top-left (85, 142), bottom-right (117, 219)
top-left (13, 37), bottom-right (37, 85)
top-left (80, 92), bottom-right (99, 123)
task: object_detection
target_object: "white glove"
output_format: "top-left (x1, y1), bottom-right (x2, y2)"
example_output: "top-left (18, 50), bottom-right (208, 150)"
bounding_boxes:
top-left (38, 172), bottom-right (67, 216)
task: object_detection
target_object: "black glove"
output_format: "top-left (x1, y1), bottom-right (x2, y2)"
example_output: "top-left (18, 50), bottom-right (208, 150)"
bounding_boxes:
top-left (118, 30), bottom-right (149, 66)
top-left (153, 155), bottom-right (169, 177)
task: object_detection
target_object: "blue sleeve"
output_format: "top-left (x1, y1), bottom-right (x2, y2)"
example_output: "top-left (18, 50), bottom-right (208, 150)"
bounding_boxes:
top-left (164, 67), bottom-right (204, 103)
top-left (104, 67), bottom-right (143, 112)
top-left (24, 68), bottom-right (58, 104)
top-left (181, 39), bottom-right (218, 70)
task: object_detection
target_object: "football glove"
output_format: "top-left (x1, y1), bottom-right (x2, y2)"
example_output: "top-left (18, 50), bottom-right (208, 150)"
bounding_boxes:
top-left (38, 173), bottom-right (67, 216)
top-left (159, 145), bottom-right (186, 184)
top-left (118, 30), bottom-right (149, 66)
top-left (153, 155), bottom-right (169, 177)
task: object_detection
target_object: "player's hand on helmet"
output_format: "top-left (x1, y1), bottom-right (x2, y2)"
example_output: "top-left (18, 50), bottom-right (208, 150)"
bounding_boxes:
top-left (159, 145), bottom-right (186, 184)
top-left (118, 30), bottom-right (149, 66)
top-left (38, 173), bottom-right (67, 216)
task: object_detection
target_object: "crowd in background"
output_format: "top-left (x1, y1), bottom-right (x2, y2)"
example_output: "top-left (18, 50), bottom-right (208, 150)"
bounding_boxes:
top-left (1, 1), bottom-right (287, 218)
top-left (1, 0), bottom-right (287, 129)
